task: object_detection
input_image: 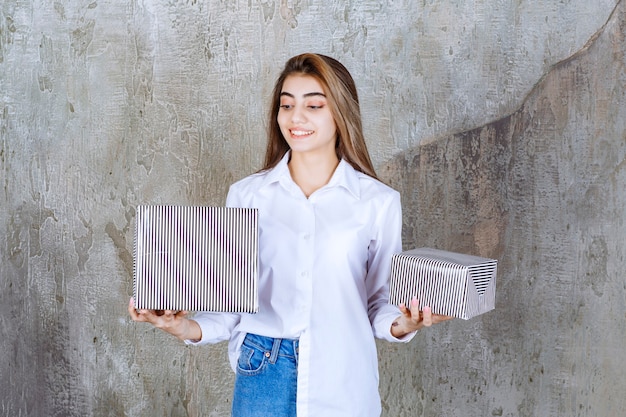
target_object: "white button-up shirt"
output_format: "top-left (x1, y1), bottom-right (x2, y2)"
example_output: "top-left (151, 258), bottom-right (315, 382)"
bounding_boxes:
top-left (189, 152), bottom-right (413, 416)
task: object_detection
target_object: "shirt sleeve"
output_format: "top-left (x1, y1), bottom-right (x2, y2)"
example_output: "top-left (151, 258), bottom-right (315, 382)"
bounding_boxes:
top-left (184, 311), bottom-right (240, 346)
top-left (366, 190), bottom-right (417, 343)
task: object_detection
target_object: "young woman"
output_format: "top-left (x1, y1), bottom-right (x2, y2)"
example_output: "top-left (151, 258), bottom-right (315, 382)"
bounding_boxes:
top-left (129, 53), bottom-right (451, 417)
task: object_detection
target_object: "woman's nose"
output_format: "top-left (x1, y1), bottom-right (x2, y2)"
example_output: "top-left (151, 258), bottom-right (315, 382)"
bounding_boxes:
top-left (291, 105), bottom-right (307, 123)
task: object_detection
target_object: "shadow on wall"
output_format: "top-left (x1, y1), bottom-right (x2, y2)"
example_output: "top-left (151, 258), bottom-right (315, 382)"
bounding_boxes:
top-left (377, 1), bottom-right (626, 415)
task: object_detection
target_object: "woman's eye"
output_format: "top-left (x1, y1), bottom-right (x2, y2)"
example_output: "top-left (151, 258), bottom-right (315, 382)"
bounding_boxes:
top-left (308, 105), bottom-right (324, 110)
top-left (279, 104), bottom-right (292, 110)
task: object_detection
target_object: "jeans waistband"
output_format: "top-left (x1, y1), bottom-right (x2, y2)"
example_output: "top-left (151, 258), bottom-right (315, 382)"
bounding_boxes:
top-left (243, 333), bottom-right (299, 365)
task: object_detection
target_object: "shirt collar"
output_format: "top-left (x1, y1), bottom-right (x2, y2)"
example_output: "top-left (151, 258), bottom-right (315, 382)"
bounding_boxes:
top-left (259, 151), bottom-right (291, 189)
top-left (327, 157), bottom-right (361, 199)
top-left (259, 151), bottom-right (362, 199)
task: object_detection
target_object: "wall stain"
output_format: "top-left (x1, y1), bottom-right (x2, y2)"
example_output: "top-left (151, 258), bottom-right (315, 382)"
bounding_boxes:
top-left (105, 221), bottom-right (133, 278)
top-left (38, 35), bottom-right (55, 92)
top-left (260, 0), bottom-right (276, 23)
top-left (582, 236), bottom-right (608, 297)
top-left (53, 2), bottom-right (66, 20)
top-left (7, 209), bottom-right (25, 268)
top-left (279, 0), bottom-right (300, 28)
top-left (70, 19), bottom-right (95, 57)
top-left (0, 14), bottom-right (16, 64)
top-left (74, 214), bottom-right (94, 272)
top-left (6, 203), bottom-right (58, 268)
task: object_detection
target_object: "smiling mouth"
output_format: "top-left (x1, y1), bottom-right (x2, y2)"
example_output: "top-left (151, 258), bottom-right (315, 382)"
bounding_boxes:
top-left (290, 129), bottom-right (313, 137)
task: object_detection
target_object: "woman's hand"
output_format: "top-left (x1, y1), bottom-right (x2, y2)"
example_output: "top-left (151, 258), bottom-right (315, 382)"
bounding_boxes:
top-left (390, 296), bottom-right (453, 338)
top-left (128, 298), bottom-right (202, 342)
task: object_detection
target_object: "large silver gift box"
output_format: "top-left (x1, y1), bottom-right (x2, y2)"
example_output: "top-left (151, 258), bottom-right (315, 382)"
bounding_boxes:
top-left (133, 205), bottom-right (259, 312)
top-left (388, 248), bottom-right (497, 319)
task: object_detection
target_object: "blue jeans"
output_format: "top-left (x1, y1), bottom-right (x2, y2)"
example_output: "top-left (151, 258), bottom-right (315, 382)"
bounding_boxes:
top-left (232, 333), bottom-right (299, 417)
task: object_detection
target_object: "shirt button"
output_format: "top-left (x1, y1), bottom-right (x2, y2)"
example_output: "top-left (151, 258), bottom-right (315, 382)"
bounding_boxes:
top-left (264, 352), bottom-right (270, 358)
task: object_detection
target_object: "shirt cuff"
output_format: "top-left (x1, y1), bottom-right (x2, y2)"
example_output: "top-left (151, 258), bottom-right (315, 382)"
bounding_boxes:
top-left (183, 312), bottom-right (239, 345)
top-left (391, 327), bottom-right (418, 343)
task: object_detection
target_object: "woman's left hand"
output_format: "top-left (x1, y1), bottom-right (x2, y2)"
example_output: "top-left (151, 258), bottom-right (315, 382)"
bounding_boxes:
top-left (391, 296), bottom-right (453, 338)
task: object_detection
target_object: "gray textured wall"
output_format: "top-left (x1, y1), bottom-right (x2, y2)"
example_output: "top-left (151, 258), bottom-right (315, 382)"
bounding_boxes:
top-left (1, 0), bottom-right (624, 416)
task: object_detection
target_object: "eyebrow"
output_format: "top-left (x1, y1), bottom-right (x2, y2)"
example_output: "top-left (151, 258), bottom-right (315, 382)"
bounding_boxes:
top-left (280, 91), bottom-right (327, 98)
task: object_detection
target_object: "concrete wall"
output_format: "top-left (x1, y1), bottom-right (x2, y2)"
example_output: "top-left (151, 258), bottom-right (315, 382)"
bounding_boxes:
top-left (1, 0), bottom-right (624, 416)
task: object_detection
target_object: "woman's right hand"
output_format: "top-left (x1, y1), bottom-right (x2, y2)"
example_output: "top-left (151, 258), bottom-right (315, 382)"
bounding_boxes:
top-left (128, 297), bottom-right (202, 342)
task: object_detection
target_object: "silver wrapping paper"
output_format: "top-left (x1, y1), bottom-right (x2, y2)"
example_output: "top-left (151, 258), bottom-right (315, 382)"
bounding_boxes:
top-left (388, 248), bottom-right (497, 320)
top-left (133, 205), bottom-right (258, 312)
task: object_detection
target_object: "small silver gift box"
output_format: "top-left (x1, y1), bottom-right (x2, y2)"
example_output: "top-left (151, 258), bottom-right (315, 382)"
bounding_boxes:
top-left (133, 205), bottom-right (259, 313)
top-left (388, 248), bottom-right (497, 319)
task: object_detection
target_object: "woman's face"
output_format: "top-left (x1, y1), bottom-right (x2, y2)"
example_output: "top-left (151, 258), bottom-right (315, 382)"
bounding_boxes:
top-left (277, 74), bottom-right (337, 159)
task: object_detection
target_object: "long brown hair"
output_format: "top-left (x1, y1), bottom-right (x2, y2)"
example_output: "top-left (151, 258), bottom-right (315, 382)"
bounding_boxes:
top-left (262, 53), bottom-right (378, 179)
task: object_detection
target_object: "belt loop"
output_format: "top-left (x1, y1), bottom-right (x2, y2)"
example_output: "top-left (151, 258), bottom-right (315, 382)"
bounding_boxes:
top-left (268, 337), bottom-right (282, 364)
top-left (294, 340), bottom-right (299, 366)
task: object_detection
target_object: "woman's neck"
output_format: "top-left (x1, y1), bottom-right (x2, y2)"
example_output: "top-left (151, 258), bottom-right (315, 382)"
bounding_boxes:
top-left (288, 151), bottom-right (340, 198)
